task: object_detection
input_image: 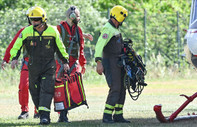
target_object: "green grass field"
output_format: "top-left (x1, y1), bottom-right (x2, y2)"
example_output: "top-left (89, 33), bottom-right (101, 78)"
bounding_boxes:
top-left (1, 78), bottom-right (197, 127)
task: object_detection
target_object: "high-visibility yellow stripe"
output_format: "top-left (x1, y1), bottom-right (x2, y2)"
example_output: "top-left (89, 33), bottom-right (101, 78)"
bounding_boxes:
top-left (54, 84), bottom-right (64, 88)
top-left (78, 75), bottom-right (86, 101)
top-left (104, 109), bottom-right (113, 114)
top-left (114, 110), bottom-right (123, 115)
top-left (65, 81), bottom-right (71, 107)
top-left (115, 104), bottom-right (123, 108)
top-left (38, 106), bottom-right (50, 112)
top-left (105, 104), bottom-right (114, 109)
top-left (36, 108), bottom-right (39, 113)
top-left (77, 101), bottom-right (82, 105)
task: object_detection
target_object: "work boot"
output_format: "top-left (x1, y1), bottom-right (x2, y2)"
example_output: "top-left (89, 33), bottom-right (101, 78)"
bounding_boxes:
top-left (113, 114), bottom-right (130, 123)
top-left (18, 111), bottom-right (29, 119)
top-left (102, 113), bottom-right (114, 123)
top-left (34, 113), bottom-right (40, 119)
top-left (39, 111), bottom-right (50, 125)
top-left (57, 110), bottom-right (69, 123)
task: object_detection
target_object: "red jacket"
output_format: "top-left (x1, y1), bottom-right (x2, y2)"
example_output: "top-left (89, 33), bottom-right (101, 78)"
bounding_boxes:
top-left (3, 27), bottom-right (25, 63)
top-left (57, 21), bottom-right (86, 67)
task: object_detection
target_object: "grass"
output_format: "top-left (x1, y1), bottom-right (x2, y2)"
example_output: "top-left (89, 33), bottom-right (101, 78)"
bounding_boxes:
top-left (1, 60), bottom-right (197, 126)
top-left (1, 78), bottom-right (197, 127)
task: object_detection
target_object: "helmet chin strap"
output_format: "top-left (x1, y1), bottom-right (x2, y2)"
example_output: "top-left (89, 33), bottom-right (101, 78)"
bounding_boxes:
top-left (33, 22), bottom-right (44, 28)
top-left (33, 24), bottom-right (40, 27)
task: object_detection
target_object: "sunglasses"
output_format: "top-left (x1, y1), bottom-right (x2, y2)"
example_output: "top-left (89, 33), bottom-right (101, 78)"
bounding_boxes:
top-left (120, 11), bottom-right (127, 17)
top-left (30, 18), bottom-right (42, 21)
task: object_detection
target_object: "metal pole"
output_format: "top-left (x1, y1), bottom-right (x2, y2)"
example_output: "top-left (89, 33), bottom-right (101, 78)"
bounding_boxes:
top-left (107, 8), bottom-right (110, 19)
top-left (144, 9), bottom-right (147, 64)
top-left (177, 11), bottom-right (181, 68)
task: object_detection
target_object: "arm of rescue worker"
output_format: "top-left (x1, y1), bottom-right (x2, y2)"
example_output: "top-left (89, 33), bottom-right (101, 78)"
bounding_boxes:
top-left (3, 27), bottom-right (25, 65)
top-left (96, 60), bottom-right (103, 75)
top-left (94, 27), bottom-right (112, 75)
top-left (94, 27), bottom-right (112, 62)
top-left (83, 33), bottom-right (93, 41)
top-left (10, 30), bottom-right (25, 69)
top-left (57, 25), bottom-right (62, 35)
top-left (77, 27), bottom-right (87, 74)
top-left (56, 25), bottom-right (70, 72)
top-left (1, 60), bottom-right (6, 70)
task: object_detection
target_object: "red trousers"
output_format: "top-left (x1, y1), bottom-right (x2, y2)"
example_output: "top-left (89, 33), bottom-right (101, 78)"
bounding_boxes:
top-left (19, 57), bottom-right (37, 113)
top-left (19, 58), bottom-right (29, 112)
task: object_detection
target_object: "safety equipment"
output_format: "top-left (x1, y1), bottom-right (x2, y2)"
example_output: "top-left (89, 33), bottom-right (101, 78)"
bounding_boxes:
top-left (54, 72), bottom-right (88, 111)
top-left (110, 5), bottom-right (128, 23)
top-left (66, 6), bottom-right (80, 24)
top-left (29, 6), bottom-right (47, 23)
top-left (118, 39), bottom-right (147, 100)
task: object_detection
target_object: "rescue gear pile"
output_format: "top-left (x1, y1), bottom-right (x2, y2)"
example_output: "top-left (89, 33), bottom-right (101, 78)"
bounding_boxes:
top-left (54, 72), bottom-right (88, 111)
top-left (118, 39), bottom-right (147, 100)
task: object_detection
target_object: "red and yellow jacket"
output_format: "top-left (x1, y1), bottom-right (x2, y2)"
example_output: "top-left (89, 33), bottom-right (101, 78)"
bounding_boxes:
top-left (57, 21), bottom-right (86, 67)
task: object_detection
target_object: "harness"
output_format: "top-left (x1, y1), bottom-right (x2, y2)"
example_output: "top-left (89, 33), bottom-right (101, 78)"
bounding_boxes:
top-left (20, 58), bottom-right (28, 71)
top-left (57, 23), bottom-right (80, 77)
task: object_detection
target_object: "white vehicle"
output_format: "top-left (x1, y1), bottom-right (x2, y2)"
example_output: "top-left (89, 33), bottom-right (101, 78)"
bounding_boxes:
top-left (185, 0), bottom-right (197, 55)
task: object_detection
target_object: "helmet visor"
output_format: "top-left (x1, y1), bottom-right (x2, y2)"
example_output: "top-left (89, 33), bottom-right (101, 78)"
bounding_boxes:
top-left (30, 18), bottom-right (42, 22)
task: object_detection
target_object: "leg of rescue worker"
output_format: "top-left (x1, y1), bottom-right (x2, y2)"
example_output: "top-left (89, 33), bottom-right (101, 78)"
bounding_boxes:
top-left (58, 110), bottom-right (69, 123)
top-left (18, 64), bottom-right (29, 119)
top-left (34, 106), bottom-right (40, 118)
top-left (102, 58), bottom-right (122, 123)
top-left (113, 70), bottom-right (130, 123)
top-left (28, 70), bottom-right (41, 111)
top-left (39, 67), bottom-right (56, 125)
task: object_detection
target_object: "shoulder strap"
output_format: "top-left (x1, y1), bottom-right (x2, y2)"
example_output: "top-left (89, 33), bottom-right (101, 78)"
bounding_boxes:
top-left (59, 24), bottom-right (66, 43)
top-left (68, 26), bottom-right (80, 55)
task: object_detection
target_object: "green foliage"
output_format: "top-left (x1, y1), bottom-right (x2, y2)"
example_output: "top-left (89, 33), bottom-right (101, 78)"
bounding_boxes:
top-left (0, 0), bottom-right (193, 69)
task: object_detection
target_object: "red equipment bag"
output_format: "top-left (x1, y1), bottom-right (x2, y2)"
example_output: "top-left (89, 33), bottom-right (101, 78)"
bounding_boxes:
top-left (54, 72), bottom-right (88, 111)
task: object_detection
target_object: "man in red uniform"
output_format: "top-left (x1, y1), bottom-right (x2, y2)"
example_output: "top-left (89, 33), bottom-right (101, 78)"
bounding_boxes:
top-left (1, 8), bottom-right (39, 119)
top-left (56, 6), bottom-right (91, 122)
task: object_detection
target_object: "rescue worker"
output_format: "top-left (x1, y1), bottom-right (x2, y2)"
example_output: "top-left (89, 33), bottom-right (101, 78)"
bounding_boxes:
top-left (94, 5), bottom-right (130, 123)
top-left (1, 7), bottom-right (39, 119)
top-left (56, 5), bottom-right (91, 123)
top-left (10, 6), bottom-right (69, 125)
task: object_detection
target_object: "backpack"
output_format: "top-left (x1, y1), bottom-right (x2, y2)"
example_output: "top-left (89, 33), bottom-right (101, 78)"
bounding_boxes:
top-left (54, 72), bottom-right (88, 111)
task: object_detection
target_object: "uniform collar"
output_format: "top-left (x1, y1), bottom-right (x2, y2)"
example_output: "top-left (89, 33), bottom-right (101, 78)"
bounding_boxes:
top-left (108, 19), bottom-right (119, 29)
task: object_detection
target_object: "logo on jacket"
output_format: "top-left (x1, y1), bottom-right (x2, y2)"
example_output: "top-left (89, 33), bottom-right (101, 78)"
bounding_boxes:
top-left (45, 40), bottom-right (51, 49)
top-left (30, 41), bottom-right (36, 46)
top-left (117, 38), bottom-right (121, 43)
top-left (19, 33), bottom-right (22, 38)
top-left (102, 33), bottom-right (108, 39)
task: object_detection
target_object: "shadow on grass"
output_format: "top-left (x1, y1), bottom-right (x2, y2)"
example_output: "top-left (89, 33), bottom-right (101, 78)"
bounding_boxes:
top-left (1, 117), bottom-right (197, 127)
